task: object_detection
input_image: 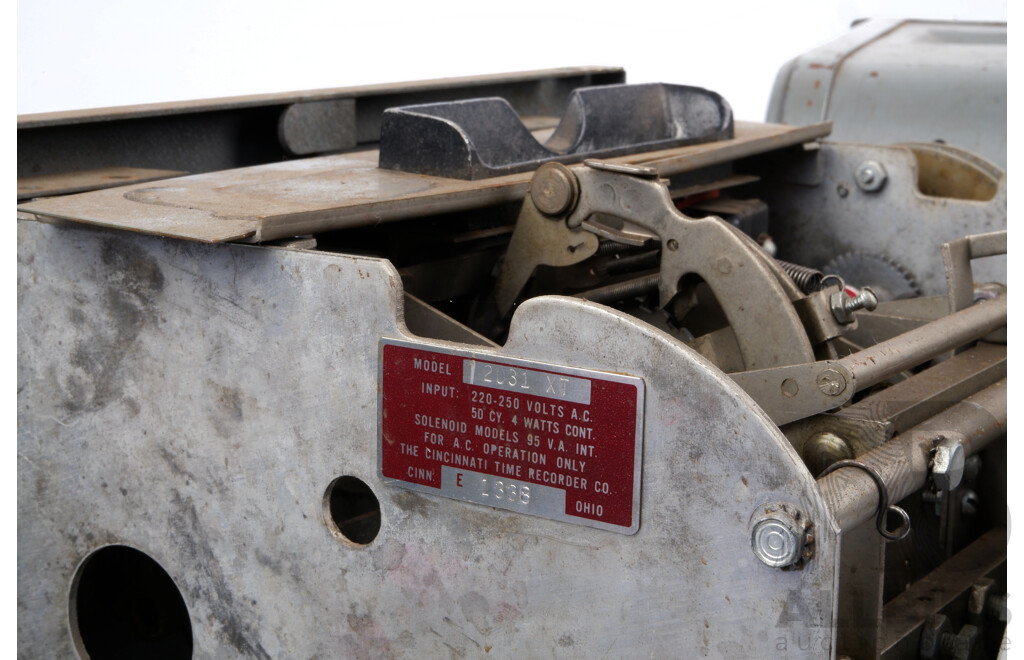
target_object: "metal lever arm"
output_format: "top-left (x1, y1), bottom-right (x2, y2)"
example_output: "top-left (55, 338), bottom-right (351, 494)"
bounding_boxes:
top-left (569, 166), bottom-right (813, 369)
top-left (492, 192), bottom-right (598, 316)
top-left (493, 162), bottom-right (814, 370)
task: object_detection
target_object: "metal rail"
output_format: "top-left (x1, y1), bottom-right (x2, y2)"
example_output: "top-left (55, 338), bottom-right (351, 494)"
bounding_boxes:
top-left (817, 378), bottom-right (1006, 532)
top-left (839, 295), bottom-right (1006, 391)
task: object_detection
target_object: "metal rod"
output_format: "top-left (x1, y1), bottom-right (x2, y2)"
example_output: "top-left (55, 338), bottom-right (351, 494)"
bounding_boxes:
top-left (968, 230), bottom-right (1006, 259)
top-left (838, 295), bottom-right (1006, 391)
top-left (573, 273), bottom-right (660, 304)
top-left (817, 379), bottom-right (1006, 533)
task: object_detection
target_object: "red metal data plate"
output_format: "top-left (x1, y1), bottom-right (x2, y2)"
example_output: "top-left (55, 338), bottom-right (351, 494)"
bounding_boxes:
top-left (379, 338), bottom-right (645, 534)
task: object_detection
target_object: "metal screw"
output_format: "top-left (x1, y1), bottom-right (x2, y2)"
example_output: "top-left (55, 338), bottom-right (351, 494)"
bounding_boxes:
top-left (830, 286), bottom-right (878, 324)
top-left (941, 624), bottom-right (979, 660)
top-left (531, 162), bottom-right (579, 216)
top-left (855, 161), bottom-right (887, 192)
top-left (666, 238), bottom-right (679, 251)
top-left (816, 368), bottom-right (847, 396)
top-left (932, 436), bottom-right (966, 491)
top-left (750, 507), bottom-right (806, 568)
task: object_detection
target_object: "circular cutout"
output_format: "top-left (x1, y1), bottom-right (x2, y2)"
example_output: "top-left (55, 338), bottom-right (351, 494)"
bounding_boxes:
top-left (323, 476), bottom-right (381, 545)
top-left (69, 545), bottom-right (192, 659)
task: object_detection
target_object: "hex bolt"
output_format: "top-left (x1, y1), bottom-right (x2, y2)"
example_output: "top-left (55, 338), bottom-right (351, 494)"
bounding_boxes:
top-left (969, 578), bottom-right (994, 627)
top-left (530, 162), bottom-right (579, 216)
top-left (920, 614), bottom-right (951, 658)
top-left (988, 593), bottom-right (1009, 622)
top-left (855, 161), bottom-right (888, 192)
top-left (750, 507), bottom-right (806, 568)
top-left (830, 286), bottom-right (878, 324)
top-left (816, 368), bottom-right (847, 396)
top-left (932, 436), bottom-right (966, 491)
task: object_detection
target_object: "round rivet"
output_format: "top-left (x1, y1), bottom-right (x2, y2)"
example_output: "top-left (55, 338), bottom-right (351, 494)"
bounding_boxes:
top-left (752, 518), bottom-right (803, 568)
top-left (531, 163), bottom-right (579, 216)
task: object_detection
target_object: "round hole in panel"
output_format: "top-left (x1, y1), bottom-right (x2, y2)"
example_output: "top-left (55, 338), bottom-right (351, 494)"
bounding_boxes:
top-left (69, 544), bottom-right (192, 659)
top-left (323, 475), bottom-right (382, 546)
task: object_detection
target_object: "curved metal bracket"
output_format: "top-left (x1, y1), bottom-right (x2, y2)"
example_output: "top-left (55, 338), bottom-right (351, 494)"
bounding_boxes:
top-left (492, 161), bottom-right (814, 370)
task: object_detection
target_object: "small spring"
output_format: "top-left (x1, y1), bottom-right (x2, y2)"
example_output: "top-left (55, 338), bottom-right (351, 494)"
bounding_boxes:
top-left (776, 259), bottom-right (825, 294)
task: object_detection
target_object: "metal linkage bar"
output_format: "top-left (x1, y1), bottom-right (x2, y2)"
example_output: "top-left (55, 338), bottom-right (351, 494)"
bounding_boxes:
top-left (732, 297), bottom-right (1005, 426)
top-left (817, 379), bottom-right (1006, 532)
top-left (838, 295), bottom-right (1006, 391)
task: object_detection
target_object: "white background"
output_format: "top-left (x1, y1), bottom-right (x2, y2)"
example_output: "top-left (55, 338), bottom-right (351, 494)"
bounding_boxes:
top-left (10, 0), bottom-right (1016, 653)
top-left (17, 0), bottom-right (1007, 121)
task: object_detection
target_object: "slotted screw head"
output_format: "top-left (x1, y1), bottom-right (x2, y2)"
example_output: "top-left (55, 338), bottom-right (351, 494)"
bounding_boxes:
top-left (816, 369), bottom-right (847, 396)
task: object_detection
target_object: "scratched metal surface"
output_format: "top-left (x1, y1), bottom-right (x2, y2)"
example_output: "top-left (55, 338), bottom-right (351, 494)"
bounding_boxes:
top-left (18, 218), bottom-right (839, 658)
top-left (17, 166), bottom-right (187, 201)
top-left (17, 121), bottom-right (830, 244)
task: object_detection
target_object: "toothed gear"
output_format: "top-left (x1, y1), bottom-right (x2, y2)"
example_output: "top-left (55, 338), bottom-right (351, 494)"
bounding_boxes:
top-left (821, 252), bottom-right (921, 301)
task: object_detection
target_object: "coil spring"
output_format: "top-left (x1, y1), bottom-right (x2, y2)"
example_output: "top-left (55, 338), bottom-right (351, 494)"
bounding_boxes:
top-left (776, 259), bottom-right (825, 294)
